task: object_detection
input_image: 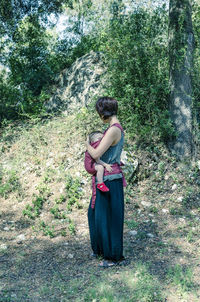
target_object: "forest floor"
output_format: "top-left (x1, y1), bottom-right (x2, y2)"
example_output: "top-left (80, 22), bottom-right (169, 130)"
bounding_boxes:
top-left (0, 111), bottom-right (200, 302)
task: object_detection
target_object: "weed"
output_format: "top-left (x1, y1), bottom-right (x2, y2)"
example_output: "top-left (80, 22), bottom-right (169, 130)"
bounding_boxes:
top-left (125, 219), bottom-right (138, 229)
top-left (158, 161), bottom-right (166, 175)
top-left (186, 230), bottom-right (195, 243)
top-left (149, 206), bottom-right (158, 213)
top-left (68, 219), bottom-right (76, 235)
top-left (136, 231), bottom-right (147, 240)
top-left (23, 204), bottom-right (35, 219)
top-left (23, 194), bottom-right (46, 219)
top-left (36, 183), bottom-right (51, 197)
top-left (43, 168), bottom-right (56, 183)
top-left (0, 170), bottom-right (21, 198)
top-left (60, 230), bottom-right (67, 237)
top-left (169, 207), bottom-right (183, 216)
top-left (39, 220), bottom-right (55, 238)
top-left (65, 175), bottom-right (83, 211)
top-left (55, 194), bottom-right (66, 204)
top-left (50, 205), bottom-right (67, 219)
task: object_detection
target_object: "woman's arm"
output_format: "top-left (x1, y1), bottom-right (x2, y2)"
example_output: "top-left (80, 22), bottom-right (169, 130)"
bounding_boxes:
top-left (86, 126), bottom-right (121, 160)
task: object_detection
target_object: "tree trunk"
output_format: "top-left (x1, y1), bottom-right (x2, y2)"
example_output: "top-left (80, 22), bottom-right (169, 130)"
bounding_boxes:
top-left (168, 0), bottom-right (195, 159)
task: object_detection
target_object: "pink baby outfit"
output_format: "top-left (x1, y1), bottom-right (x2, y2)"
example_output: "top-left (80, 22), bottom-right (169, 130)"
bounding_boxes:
top-left (84, 140), bottom-right (101, 175)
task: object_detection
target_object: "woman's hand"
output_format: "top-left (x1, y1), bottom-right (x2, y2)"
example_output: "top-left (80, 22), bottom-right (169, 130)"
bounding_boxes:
top-left (104, 163), bottom-right (113, 172)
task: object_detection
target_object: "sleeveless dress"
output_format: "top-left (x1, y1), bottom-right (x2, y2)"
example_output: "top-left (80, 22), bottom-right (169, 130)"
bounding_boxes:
top-left (87, 124), bottom-right (124, 262)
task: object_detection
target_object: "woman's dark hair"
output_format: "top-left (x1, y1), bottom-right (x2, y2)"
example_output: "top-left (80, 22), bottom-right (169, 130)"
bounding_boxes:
top-left (96, 97), bottom-right (118, 120)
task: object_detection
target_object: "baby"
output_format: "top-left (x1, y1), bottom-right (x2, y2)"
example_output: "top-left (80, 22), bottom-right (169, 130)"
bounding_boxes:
top-left (84, 131), bottom-right (112, 192)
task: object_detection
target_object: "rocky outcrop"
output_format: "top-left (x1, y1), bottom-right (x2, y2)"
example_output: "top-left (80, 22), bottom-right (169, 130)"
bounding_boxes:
top-left (45, 51), bottom-right (107, 113)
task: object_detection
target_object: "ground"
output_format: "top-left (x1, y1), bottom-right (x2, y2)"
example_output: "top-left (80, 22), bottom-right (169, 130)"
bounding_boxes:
top-left (0, 112), bottom-right (200, 302)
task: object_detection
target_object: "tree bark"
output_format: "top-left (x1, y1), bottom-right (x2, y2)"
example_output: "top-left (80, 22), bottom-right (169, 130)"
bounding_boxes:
top-left (168, 0), bottom-right (195, 159)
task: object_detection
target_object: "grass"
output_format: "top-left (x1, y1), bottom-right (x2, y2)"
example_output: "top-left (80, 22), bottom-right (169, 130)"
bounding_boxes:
top-left (167, 264), bottom-right (195, 295)
top-left (35, 262), bottom-right (164, 302)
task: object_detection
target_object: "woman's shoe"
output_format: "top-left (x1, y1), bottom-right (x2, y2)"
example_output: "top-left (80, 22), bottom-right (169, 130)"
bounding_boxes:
top-left (117, 259), bottom-right (128, 266)
top-left (98, 260), bottom-right (117, 268)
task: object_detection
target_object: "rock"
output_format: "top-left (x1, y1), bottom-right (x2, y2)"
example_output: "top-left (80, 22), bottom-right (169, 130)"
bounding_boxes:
top-left (122, 150), bottom-right (139, 180)
top-left (0, 244), bottom-right (8, 250)
top-left (149, 214), bottom-right (154, 217)
top-left (83, 199), bottom-right (89, 204)
top-left (177, 196), bottom-right (183, 202)
top-left (141, 201), bottom-right (152, 207)
top-left (63, 242), bottom-right (69, 246)
top-left (45, 51), bottom-right (107, 113)
top-left (59, 184), bottom-right (65, 194)
top-left (68, 253), bottom-right (74, 259)
top-left (147, 233), bottom-right (154, 238)
top-left (3, 227), bottom-right (10, 231)
top-left (162, 209), bottom-right (169, 213)
top-left (46, 159), bottom-right (53, 167)
top-left (16, 234), bottom-right (26, 243)
top-left (129, 230), bottom-right (138, 236)
top-left (172, 184), bottom-right (177, 190)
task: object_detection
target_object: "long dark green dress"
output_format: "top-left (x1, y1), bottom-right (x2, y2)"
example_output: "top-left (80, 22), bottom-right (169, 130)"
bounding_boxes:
top-left (87, 124), bottom-right (124, 262)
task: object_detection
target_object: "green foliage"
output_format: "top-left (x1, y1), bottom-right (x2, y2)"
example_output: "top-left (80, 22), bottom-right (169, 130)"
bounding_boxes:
top-left (39, 220), bottom-right (55, 238)
top-left (0, 72), bottom-right (22, 122)
top-left (98, 5), bottom-right (175, 141)
top-left (0, 0), bottom-right (199, 147)
top-left (68, 219), bottom-right (76, 235)
top-left (0, 0), bottom-right (65, 37)
top-left (192, 2), bottom-right (200, 127)
top-left (65, 175), bottom-right (83, 211)
top-left (125, 219), bottom-right (138, 229)
top-left (167, 264), bottom-right (194, 293)
top-left (55, 194), bottom-right (66, 204)
top-left (9, 15), bottom-right (54, 95)
top-left (0, 170), bottom-right (21, 198)
top-left (23, 193), bottom-right (47, 219)
top-left (50, 205), bottom-right (67, 219)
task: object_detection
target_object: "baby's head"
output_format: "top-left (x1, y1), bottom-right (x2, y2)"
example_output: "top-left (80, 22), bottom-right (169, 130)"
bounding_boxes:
top-left (89, 131), bottom-right (103, 144)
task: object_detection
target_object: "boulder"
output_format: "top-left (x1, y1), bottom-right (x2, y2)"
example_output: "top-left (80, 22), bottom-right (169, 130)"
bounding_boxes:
top-left (45, 51), bottom-right (107, 113)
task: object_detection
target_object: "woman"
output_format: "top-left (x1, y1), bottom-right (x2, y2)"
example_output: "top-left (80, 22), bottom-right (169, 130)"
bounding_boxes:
top-left (86, 96), bottom-right (126, 268)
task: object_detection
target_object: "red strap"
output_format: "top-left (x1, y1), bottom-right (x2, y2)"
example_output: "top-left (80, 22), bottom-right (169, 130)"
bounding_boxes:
top-left (103, 123), bottom-right (124, 136)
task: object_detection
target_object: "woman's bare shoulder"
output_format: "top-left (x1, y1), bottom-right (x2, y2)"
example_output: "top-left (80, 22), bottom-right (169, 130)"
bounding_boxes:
top-left (105, 125), bottom-right (121, 145)
top-left (106, 125), bottom-right (121, 136)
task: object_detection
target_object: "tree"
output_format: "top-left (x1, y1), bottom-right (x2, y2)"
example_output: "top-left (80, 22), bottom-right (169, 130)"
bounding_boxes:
top-left (8, 15), bottom-right (54, 96)
top-left (168, 0), bottom-right (195, 159)
top-left (0, 0), bottom-right (65, 36)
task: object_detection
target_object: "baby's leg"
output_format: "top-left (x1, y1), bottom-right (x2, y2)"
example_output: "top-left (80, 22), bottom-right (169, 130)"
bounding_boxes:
top-left (95, 164), bottom-right (104, 184)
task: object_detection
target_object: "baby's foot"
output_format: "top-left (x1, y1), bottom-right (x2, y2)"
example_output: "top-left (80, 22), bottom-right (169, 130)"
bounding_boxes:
top-left (97, 183), bottom-right (109, 192)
